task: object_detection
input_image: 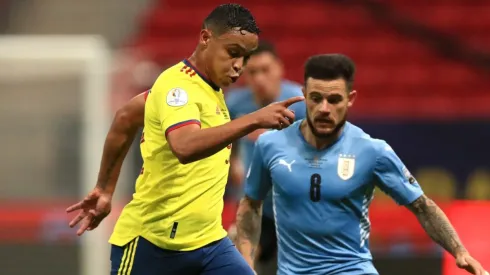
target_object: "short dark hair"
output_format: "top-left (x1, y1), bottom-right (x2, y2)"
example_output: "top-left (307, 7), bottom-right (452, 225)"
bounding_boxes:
top-left (304, 54), bottom-right (356, 90)
top-left (250, 40), bottom-right (278, 58)
top-left (203, 4), bottom-right (260, 36)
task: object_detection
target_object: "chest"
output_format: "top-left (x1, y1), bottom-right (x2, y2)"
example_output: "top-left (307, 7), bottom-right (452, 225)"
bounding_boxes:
top-left (268, 148), bottom-right (373, 202)
top-left (200, 92), bottom-right (230, 128)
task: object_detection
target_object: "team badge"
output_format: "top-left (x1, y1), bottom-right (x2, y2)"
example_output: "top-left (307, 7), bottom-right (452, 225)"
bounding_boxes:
top-left (337, 154), bottom-right (355, 180)
top-left (166, 88), bottom-right (188, 107)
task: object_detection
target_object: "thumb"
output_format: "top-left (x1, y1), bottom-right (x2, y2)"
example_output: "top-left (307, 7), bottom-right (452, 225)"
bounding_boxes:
top-left (280, 96), bottom-right (304, 107)
top-left (85, 190), bottom-right (100, 200)
top-left (457, 257), bottom-right (469, 267)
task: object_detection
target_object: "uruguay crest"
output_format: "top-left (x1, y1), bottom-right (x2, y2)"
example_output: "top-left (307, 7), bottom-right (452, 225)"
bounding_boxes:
top-left (337, 154), bottom-right (355, 180)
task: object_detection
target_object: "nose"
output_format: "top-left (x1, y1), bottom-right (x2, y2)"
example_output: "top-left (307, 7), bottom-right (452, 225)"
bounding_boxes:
top-left (232, 57), bottom-right (244, 73)
top-left (319, 100), bottom-right (331, 114)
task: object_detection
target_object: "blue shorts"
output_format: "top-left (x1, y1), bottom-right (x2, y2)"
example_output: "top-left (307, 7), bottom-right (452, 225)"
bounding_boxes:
top-left (110, 236), bottom-right (254, 275)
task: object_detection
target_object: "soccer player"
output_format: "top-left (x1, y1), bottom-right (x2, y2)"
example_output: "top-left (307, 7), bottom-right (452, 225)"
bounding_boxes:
top-left (235, 54), bottom-right (487, 275)
top-left (226, 40), bottom-right (306, 274)
top-left (67, 4), bottom-right (304, 275)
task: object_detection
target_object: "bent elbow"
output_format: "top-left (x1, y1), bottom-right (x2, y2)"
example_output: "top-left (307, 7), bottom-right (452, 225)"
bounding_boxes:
top-left (114, 109), bottom-right (133, 131)
top-left (171, 145), bottom-right (195, 165)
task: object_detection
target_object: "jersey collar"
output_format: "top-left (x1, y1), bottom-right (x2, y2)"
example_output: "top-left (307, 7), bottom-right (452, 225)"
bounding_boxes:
top-left (183, 59), bottom-right (220, 92)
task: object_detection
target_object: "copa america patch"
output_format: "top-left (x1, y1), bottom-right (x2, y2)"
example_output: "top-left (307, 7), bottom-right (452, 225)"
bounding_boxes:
top-left (166, 88), bottom-right (188, 107)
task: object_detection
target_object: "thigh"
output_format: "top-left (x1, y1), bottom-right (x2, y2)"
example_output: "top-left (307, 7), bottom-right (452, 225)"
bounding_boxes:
top-left (201, 237), bottom-right (255, 275)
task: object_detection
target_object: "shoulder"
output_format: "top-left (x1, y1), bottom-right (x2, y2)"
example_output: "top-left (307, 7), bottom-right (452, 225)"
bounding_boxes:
top-left (225, 86), bottom-right (253, 109)
top-left (256, 129), bottom-right (284, 151)
top-left (345, 122), bottom-right (390, 157)
top-left (256, 122), bottom-right (298, 151)
top-left (152, 62), bottom-right (203, 96)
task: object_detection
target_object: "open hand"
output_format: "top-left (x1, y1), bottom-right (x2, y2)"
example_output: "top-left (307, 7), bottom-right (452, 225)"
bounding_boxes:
top-left (66, 187), bottom-right (112, 236)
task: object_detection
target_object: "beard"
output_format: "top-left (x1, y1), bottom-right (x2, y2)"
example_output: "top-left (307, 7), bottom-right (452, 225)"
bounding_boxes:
top-left (306, 112), bottom-right (347, 139)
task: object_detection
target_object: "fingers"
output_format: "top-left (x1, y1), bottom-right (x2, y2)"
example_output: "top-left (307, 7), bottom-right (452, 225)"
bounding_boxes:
top-left (66, 201), bottom-right (83, 213)
top-left (77, 212), bottom-right (95, 236)
top-left (282, 109), bottom-right (296, 123)
top-left (69, 212), bottom-right (86, 228)
top-left (279, 96), bottom-right (305, 107)
top-left (66, 190), bottom-right (99, 213)
top-left (277, 116), bottom-right (291, 129)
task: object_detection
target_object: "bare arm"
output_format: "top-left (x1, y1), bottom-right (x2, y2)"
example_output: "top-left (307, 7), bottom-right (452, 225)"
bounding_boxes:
top-left (406, 194), bottom-right (467, 257)
top-left (167, 96), bottom-right (303, 164)
top-left (167, 115), bottom-right (258, 164)
top-left (235, 196), bottom-right (263, 268)
top-left (95, 92), bottom-right (146, 194)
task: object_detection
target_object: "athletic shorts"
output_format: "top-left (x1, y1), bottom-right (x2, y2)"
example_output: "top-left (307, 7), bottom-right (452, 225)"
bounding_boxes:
top-left (110, 236), bottom-right (254, 275)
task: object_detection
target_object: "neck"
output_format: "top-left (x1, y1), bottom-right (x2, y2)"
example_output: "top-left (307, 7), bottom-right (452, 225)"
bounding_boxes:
top-left (300, 120), bottom-right (345, 150)
top-left (188, 52), bottom-right (209, 79)
top-left (253, 82), bottom-right (282, 107)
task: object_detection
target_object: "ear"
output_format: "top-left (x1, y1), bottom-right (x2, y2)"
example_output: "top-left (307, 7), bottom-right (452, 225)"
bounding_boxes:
top-left (199, 29), bottom-right (212, 47)
top-left (347, 90), bottom-right (357, 108)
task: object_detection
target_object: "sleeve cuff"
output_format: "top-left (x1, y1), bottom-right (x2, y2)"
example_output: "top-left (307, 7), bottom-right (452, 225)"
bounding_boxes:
top-left (165, 119), bottom-right (201, 137)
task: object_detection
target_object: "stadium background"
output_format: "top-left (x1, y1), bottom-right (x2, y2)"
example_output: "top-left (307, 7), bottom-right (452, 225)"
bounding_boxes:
top-left (1, 0), bottom-right (489, 274)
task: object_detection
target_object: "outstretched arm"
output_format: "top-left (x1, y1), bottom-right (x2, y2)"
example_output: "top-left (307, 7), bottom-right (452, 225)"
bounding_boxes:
top-left (67, 91), bottom-right (147, 235)
top-left (406, 194), bottom-right (466, 257)
top-left (96, 91), bottom-right (146, 194)
top-left (236, 196), bottom-right (263, 268)
top-left (373, 143), bottom-right (486, 274)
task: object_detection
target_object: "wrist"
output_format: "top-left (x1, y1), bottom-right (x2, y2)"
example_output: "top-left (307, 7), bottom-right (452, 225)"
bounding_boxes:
top-left (454, 248), bottom-right (469, 258)
top-left (243, 113), bottom-right (261, 131)
top-left (95, 183), bottom-right (115, 196)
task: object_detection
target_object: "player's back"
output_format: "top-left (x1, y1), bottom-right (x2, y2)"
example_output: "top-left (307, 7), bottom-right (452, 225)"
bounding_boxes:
top-left (253, 121), bottom-right (383, 275)
top-left (110, 60), bottom-right (231, 251)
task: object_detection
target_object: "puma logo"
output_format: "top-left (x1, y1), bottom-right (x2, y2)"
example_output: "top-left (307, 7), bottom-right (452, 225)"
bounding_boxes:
top-left (279, 159), bottom-right (295, 172)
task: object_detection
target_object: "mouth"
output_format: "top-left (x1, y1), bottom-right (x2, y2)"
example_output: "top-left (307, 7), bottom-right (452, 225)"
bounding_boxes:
top-left (229, 76), bottom-right (239, 83)
top-left (314, 119), bottom-right (334, 127)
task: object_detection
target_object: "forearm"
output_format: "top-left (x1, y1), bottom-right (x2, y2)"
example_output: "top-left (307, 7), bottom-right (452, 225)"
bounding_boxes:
top-left (95, 113), bottom-right (139, 194)
top-left (408, 195), bottom-right (467, 257)
top-left (235, 197), bottom-right (263, 267)
top-left (175, 115), bottom-right (258, 164)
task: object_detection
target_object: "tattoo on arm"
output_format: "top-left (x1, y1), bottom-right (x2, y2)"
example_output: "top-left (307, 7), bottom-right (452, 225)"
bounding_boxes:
top-left (236, 196), bottom-right (262, 261)
top-left (407, 194), bottom-right (467, 257)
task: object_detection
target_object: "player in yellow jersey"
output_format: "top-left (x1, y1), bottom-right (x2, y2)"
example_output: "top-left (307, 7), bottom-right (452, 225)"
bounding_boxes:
top-left (67, 3), bottom-right (304, 275)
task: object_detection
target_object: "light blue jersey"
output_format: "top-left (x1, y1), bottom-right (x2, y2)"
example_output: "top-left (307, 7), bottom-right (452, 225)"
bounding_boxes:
top-left (245, 121), bottom-right (424, 275)
top-left (226, 81), bottom-right (306, 218)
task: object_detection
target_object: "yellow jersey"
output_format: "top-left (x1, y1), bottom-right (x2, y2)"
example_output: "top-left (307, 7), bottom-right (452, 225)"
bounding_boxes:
top-left (109, 60), bottom-right (232, 251)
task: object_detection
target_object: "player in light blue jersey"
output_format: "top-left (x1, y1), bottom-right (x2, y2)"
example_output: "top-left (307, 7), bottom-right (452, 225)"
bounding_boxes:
top-left (235, 54), bottom-right (487, 275)
top-left (226, 41), bottom-right (305, 274)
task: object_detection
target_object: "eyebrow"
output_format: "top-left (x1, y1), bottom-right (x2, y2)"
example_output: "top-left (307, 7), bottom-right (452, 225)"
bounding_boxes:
top-left (226, 43), bottom-right (247, 51)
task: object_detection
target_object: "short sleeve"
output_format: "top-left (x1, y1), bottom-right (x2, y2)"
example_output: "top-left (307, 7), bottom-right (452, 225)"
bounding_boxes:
top-left (156, 85), bottom-right (201, 137)
top-left (244, 140), bottom-right (272, 201)
top-left (374, 143), bottom-right (424, 205)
